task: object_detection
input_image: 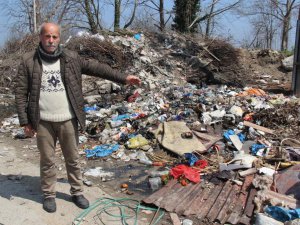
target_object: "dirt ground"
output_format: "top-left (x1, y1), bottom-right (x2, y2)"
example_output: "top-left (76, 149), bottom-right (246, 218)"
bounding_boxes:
top-left (0, 131), bottom-right (169, 225)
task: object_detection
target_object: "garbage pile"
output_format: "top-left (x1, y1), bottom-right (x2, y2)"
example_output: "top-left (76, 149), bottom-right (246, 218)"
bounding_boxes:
top-left (1, 31), bottom-right (299, 225)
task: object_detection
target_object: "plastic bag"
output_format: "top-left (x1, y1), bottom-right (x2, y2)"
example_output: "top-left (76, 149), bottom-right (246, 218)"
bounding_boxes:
top-left (127, 134), bottom-right (149, 149)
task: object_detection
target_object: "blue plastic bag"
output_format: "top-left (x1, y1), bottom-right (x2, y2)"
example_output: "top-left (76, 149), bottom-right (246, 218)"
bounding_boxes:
top-left (85, 144), bottom-right (119, 158)
top-left (134, 33), bottom-right (141, 40)
top-left (223, 130), bottom-right (235, 141)
top-left (265, 206), bottom-right (300, 222)
top-left (184, 153), bottom-right (199, 166)
top-left (250, 144), bottom-right (266, 155)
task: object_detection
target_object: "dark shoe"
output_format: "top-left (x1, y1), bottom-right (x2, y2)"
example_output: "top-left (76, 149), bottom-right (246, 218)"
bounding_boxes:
top-left (43, 197), bottom-right (56, 213)
top-left (72, 195), bottom-right (89, 209)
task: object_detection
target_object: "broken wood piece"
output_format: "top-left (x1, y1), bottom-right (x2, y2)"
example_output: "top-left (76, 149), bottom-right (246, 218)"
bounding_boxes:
top-left (244, 188), bottom-right (257, 217)
top-left (243, 121), bottom-right (274, 134)
top-left (261, 190), bottom-right (300, 208)
top-left (229, 134), bottom-right (243, 151)
top-left (202, 46), bottom-right (221, 62)
top-left (239, 168), bottom-right (257, 177)
top-left (169, 213), bottom-right (181, 225)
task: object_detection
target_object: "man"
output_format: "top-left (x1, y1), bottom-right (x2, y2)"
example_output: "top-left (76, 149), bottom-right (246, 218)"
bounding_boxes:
top-left (15, 22), bottom-right (141, 213)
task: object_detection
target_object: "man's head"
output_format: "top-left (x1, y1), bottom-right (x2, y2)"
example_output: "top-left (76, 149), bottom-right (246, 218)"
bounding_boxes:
top-left (39, 23), bottom-right (60, 54)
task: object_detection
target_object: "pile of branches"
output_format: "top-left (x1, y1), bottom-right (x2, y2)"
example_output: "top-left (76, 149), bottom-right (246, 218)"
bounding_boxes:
top-left (0, 34), bottom-right (39, 92)
top-left (1, 34), bottom-right (39, 58)
top-left (66, 37), bottom-right (133, 71)
top-left (253, 102), bottom-right (300, 138)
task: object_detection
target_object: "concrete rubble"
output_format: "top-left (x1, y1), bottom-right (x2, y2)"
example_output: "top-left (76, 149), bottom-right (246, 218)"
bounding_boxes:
top-left (0, 31), bottom-right (300, 224)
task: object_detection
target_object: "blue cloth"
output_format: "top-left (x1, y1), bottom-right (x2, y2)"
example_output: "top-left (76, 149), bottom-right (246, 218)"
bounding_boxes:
top-left (265, 206), bottom-right (300, 222)
top-left (223, 130), bottom-right (235, 141)
top-left (85, 144), bottom-right (119, 158)
top-left (223, 130), bottom-right (246, 143)
top-left (237, 133), bottom-right (246, 143)
top-left (112, 114), bottom-right (131, 121)
top-left (134, 33), bottom-right (141, 40)
top-left (184, 153), bottom-right (199, 166)
top-left (84, 105), bottom-right (98, 112)
top-left (250, 144), bottom-right (266, 155)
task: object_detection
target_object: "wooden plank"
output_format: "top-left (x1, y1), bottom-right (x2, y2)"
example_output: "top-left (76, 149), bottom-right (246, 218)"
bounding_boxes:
top-left (164, 182), bottom-right (198, 212)
top-left (183, 185), bottom-right (212, 216)
top-left (170, 213), bottom-right (181, 225)
top-left (243, 121), bottom-right (274, 134)
top-left (143, 179), bottom-right (177, 204)
top-left (206, 181), bottom-right (233, 222)
top-left (263, 190), bottom-right (300, 208)
top-left (174, 183), bottom-right (202, 215)
top-left (154, 183), bottom-right (183, 207)
top-left (183, 185), bottom-right (211, 216)
top-left (244, 188), bottom-right (257, 217)
top-left (229, 135), bottom-right (243, 151)
top-left (239, 168), bottom-right (257, 177)
top-left (197, 183), bottom-right (224, 219)
top-left (174, 183), bottom-right (203, 214)
top-left (216, 185), bottom-right (240, 224)
top-left (226, 175), bottom-right (254, 224)
top-left (239, 215), bottom-right (251, 225)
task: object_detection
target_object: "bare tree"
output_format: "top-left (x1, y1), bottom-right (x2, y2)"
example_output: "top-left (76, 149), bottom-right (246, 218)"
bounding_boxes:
top-left (140, 0), bottom-right (173, 31)
top-left (3, 0), bottom-right (76, 34)
top-left (240, 0), bottom-right (300, 51)
top-left (189, 0), bottom-right (242, 36)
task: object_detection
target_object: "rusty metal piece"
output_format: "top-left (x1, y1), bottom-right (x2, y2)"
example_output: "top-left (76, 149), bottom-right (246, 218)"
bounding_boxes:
top-left (275, 164), bottom-right (300, 200)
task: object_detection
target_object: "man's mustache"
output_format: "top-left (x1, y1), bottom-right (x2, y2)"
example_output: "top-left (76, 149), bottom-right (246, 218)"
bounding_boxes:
top-left (46, 44), bottom-right (57, 47)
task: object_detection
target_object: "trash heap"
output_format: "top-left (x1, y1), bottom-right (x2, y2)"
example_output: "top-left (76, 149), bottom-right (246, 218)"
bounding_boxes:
top-left (1, 31), bottom-right (300, 225)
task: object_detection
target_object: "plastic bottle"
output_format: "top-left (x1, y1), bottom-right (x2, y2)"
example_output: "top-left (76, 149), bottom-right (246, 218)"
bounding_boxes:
top-left (182, 219), bottom-right (193, 225)
top-left (139, 158), bottom-right (153, 165)
top-left (149, 177), bottom-right (162, 191)
top-left (149, 170), bottom-right (169, 178)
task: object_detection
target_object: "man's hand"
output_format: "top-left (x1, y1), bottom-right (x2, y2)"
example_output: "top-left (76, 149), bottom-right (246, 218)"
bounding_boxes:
top-left (125, 75), bottom-right (141, 86)
top-left (24, 124), bottom-right (35, 138)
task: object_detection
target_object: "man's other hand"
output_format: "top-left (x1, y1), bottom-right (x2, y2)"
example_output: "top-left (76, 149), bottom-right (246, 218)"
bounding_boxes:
top-left (24, 124), bottom-right (36, 138)
top-left (125, 75), bottom-right (141, 86)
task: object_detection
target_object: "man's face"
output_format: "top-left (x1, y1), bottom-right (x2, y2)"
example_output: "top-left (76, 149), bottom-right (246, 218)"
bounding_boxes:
top-left (40, 24), bottom-right (60, 54)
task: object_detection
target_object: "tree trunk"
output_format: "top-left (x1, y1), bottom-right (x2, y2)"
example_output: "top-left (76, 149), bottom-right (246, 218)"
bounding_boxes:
top-left (281, 0), bottom-right (292, 51)
top-left (159, 0), bottom-right (165, 31)
top-left (36, 0), bottom-right (42, 29)
top-left (206, 0), bottom-right (217, 38)
top-left (124, 0), bottom-right (138, 29)
top-left (84, 0), bottom-right (98, 34)
top-left (114, 0), bottom-right (121, 31)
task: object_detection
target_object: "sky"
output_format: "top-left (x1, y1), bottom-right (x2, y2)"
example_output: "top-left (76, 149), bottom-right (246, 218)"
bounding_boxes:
top-left (0, 1), bottom-right (297, 50)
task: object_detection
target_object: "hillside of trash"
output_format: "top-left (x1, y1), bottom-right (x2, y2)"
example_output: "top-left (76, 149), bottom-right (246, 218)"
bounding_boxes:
top-left (0, 31), bottom-right (300, 225)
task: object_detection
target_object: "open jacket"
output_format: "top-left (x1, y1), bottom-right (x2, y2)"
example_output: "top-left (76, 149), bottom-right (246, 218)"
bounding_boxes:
top-left (15, 48), bottom-right (127, 130)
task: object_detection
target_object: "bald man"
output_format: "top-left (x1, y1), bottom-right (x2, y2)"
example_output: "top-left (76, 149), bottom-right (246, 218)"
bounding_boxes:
top-left (15, 22), bottom-right (141, 213)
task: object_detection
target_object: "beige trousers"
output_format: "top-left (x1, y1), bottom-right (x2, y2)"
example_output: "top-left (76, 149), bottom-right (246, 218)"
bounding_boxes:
top-left (37, 119), bottom-right (83, 198)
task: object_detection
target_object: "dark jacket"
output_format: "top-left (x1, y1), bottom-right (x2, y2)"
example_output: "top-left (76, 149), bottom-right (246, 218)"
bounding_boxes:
top-left (15, 48), bottom-right (127, 130)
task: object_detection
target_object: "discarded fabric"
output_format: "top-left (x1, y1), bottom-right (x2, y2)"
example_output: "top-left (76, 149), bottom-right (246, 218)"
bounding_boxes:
top-left (170, 164), bottom-right (200, 183)
top-left (265, 206), bottom-right (300, 222)
top-left (184, 153), bottom-right (199, 166)
top-left (251, 144), bottom-right (266, 155)
top-left (85, 144), bottom-right (119, 158)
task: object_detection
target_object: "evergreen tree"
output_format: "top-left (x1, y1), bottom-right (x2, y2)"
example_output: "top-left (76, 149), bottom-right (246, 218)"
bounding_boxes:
top-left (172, 0), bottom-right (200, 33)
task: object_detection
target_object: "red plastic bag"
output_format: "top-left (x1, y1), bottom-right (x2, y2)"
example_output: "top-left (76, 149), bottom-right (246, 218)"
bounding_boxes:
top-left (194, 159), bottom-right (208, 169)
top-left (170, 164), bottom-right (200, 183)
